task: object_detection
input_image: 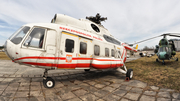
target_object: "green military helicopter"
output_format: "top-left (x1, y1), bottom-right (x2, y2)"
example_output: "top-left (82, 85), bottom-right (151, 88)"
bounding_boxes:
top-left (132, 33), bottom-right (179, 65)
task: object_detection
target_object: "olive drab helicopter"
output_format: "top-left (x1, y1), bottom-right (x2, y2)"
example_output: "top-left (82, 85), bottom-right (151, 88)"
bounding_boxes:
top-left (133, 33), bottom-right (179, 65)
top-left (4, 13), bottom-right (138, 88)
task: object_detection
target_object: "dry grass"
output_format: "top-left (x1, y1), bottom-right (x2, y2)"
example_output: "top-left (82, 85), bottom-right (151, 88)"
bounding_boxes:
top-left (0, 52), bottom-right (11, 60)
top-left (125, 52), bottom-right (180, 92)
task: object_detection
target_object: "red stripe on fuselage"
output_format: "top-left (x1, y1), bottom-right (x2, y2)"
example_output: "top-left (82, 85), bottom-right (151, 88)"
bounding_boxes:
top-left (14, 57), bottom-right (122, 62)
top-left (23, 62), bottom-right (57, 67)
top-left (22, 62), bottom-right (123, 69)
top-left (22, 62), bottom-right (91, 69)
top-left (15, 56), bottom-right (124, 69)
top-left (14, 57), bottom-right (92, 61)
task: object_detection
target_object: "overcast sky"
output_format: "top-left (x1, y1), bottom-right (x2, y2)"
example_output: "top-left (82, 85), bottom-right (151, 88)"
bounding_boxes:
top-left (1, 0), bottom-right (180, 49)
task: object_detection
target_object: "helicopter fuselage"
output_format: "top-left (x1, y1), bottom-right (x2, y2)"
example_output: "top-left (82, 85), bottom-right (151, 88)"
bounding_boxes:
top-left (4, 14), bottom-right (137, 70)
top-left (155, 38), bottom-right (176, 60)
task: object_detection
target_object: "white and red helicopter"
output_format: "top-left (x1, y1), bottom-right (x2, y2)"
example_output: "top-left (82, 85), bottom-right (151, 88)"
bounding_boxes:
top-left (4, 13), bottom-right (138, 88)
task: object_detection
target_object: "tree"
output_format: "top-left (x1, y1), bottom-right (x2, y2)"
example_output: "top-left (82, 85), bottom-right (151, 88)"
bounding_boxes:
top-left (0, 46), bottom-right (4, 49)
top-left (142, 46), bottom-right (154, 51)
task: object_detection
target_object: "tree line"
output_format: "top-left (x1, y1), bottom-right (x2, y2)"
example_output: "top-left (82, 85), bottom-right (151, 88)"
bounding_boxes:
top-left (0, 46), bottom-right (4, 49)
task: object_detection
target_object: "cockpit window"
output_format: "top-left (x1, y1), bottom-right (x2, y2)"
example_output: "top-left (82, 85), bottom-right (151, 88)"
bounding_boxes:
top-left (10, 26), bottom-right (30, 44)
top-left (24, 27), bottom-right (46, 48)
top-left (159, 47), bottom-right (169, 52)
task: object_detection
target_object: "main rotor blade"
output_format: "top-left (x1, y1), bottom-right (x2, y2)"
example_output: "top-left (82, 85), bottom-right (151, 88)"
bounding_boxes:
top-left (130, 33), bottom-right (180, 46)
top-left (163, 33), bottom-right (180, 37)
top-left (133, 35), bottom-right (161, 45)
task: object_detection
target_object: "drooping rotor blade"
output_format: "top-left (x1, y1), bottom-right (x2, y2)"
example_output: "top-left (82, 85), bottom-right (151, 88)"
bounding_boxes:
top-left (129, 33), bottom-right (180, 46)
top-left (132, 35), bottom-right (162, 45)
top-left (162, 33), bottom-right (180, 37)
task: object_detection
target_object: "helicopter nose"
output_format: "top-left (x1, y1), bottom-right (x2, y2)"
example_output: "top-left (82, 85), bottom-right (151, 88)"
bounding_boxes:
top-left (164, 54), bottom-right (169, 59)
top-left (4, 40), bottom-right (13, 60)
top-left (158, 52), bottom-right (166, 60)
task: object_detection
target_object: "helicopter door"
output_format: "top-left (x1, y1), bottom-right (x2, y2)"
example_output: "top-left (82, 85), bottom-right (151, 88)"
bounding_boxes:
top-left (37, 30), bottom-right (57, 68)
top-left (76, 37), bottom-right (92, 69)
top-left (58, 32), bottom-right (78, 69)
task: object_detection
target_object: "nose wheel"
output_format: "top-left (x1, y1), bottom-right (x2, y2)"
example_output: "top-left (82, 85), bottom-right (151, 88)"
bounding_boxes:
top-left (156, 58), bottom-right (159, 62)
top-left (43, 69), bottom-right (55, 88)
top-left (162, 60), bottom-right (165, 65)
top-left (176, 58), bottom-right (178, 61)
top-left (43, 77), bottom-right (55, 88)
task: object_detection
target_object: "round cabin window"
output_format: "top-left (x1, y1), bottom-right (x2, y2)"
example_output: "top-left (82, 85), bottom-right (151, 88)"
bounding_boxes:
top-left (91, 24), bottom-right (100, 32)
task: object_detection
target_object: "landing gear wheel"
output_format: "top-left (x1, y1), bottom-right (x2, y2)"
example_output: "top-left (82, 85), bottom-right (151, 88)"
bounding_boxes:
top-left (43, 77), bottom-right (55, 88)
top-left (156, 58), bottom-right (159, 62)
top-left (176, 58), bottom-right (178, 61)
top-left (162, 60), bottom-right (165, 65)
top-left (126, 69), bottom-right (133, 80)
top-left (84, 69), bottom-right (90, 72)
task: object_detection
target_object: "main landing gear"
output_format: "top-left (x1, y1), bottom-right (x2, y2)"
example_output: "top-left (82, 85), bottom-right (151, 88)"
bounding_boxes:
top-left (162, 60), bottom-right (165, 65)
top-left (156, 59), bottom-right (165, 65)
top-left (42, 69), bottom-right (55, 88)
top-left (173, 57), bottom-right (178, 61)
top-left (116, 64), bottom-right (133, 81)
top-left (156, 58), bottom-right (159, 62)
top-left (126, 69), bottom-right (133, 80)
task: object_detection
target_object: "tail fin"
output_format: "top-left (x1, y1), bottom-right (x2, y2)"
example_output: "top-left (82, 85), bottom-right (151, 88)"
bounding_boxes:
top-left (135, 44), bottom-right (138, 50)
top-left (122, 43), bottom-right (137, 52)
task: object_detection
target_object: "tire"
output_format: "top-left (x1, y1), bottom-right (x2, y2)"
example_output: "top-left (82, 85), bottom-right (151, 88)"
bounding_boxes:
top-left (43, 77), bottom-right (55, 88)
top-left (84, 69), bottom-right (90, 72)
top-left (126, 69), bottom-right (133, 80)
top-left (156, 59), bottom-right (159, 62)
top-left (162, 60), bottom-right (165, 65)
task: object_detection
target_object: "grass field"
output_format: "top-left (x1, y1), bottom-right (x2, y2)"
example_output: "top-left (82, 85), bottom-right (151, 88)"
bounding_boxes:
top-left (125, 52), bottom-right (180, 92)
top-left (0, 52), bottom-right (11, 60)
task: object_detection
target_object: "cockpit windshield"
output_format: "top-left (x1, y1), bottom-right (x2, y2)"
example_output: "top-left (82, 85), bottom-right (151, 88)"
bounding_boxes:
top-left (10, 26), bottom-right (30, 44)
top-left (158, 47), bottom-right (169, 52)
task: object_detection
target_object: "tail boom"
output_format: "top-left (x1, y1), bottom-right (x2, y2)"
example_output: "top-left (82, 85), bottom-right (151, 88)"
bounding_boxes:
top-left (122, 43), bottom-right (137, 52)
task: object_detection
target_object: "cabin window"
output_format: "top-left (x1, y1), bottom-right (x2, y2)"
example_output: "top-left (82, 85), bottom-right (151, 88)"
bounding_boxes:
top-left (111, 49), bottom-right (115, 57)
top-left (105, 48), bottom-right (109, 57)
top-left (80, 42), bottom-right (87, 54)
top-left (94, 45), bottom-right (100, 56)
top-left (118, 51), bottom-right (121, 58)
top-left (103, 34), bottom-right (121, 45)
top-left (65, 39), bottom-right (74, 53)
top-left (24, 27), bottom-right (45, 48)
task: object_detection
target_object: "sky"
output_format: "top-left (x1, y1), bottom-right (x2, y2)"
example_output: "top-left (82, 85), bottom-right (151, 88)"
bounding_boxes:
top-left (1, 0), bottom-right (180, 49)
